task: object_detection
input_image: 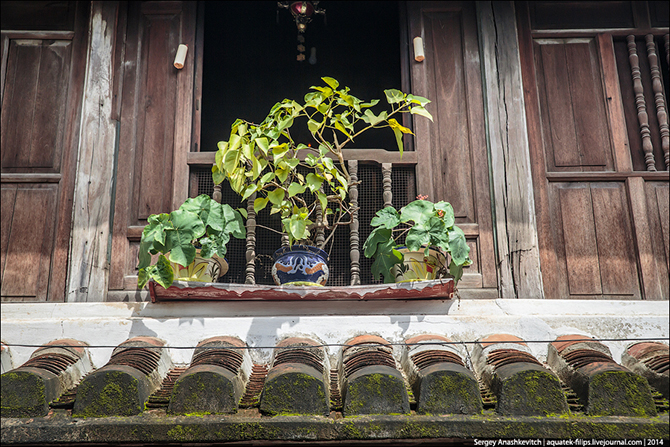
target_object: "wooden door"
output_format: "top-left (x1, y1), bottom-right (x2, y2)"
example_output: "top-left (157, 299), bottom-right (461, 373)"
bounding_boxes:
top-left (109, 1), bottom-right (196, 290)
top-left (0, 2), bottom-right (88, 301)
top-left (517, 2), bottom-right (669, 299)
top-left (407, 1), bottom-right (497, 294)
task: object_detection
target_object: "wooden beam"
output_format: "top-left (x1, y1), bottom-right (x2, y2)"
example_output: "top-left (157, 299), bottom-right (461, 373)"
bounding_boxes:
top-left (67, 2), bottom-right (119, 302)
top-left (186, 149), bottom-right (418, 166)
top-left (478, 1), bottom-right (543, 298)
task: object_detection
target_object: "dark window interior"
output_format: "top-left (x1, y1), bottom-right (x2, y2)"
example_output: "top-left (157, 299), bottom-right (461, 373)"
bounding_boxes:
top-left (201, 1), bottom-right (402, 153)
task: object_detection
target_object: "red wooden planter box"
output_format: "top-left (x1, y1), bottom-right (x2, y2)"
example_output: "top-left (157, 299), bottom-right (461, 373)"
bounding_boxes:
top-left (149, 279), bottom-right (454, 302)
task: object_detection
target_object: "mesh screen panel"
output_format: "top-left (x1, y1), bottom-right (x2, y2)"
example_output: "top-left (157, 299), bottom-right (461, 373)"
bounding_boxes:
top-left (193, 163), bottom-right (416, 285)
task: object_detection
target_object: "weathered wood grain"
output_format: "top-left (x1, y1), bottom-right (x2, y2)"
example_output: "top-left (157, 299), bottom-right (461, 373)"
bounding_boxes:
top-left (67, 2), bottom-right (119, 302)
top-left (478, 1), bottom-right (543, 298)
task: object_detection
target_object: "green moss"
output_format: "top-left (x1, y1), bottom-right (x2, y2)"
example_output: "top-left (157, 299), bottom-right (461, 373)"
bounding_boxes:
top-left (168, 371), bottom-right (236, 415)
top-left (73, 371), bottom-right (142, 417)
top-left (497, 369), bottom-right (568, 416)
top-left (167, 424), bottom-right (209, 442)
top-left (0, 371), bottom-right (49, 418)
top-left (259, 371), bottom-right (329, 415)
top-left (417, 371), bottom-right (482, 415)
top-left (344, 373), bottom-right (409, 416)
top-left (587, 371), bottom-right (657, 417)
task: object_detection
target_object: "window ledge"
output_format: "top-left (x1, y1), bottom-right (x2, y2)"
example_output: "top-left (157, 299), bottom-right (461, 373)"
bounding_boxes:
top-left (148, 279), bottom-right (454, 302)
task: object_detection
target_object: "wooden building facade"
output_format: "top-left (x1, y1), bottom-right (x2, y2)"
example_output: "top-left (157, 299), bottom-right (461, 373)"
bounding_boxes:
top-left (1, 1), bottom-right (668, 302)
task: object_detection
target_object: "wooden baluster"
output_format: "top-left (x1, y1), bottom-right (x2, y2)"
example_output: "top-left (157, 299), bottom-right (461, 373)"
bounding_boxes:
top-left (665, 34), bottom-right (669, 67)
top-left (245, 192), bottom-right (257, 284)
top-left (314, 188), bottom-right (325, 248)
top-left (382, 163), bottom-right (393, 208)
top-left (646, 35), bottom-right (669, 170)
top-left (348, 160), bottom-right (361, 285)
top-left (627, 35), bottom-right (656, 171)
top-left (212, 184), bottom-right (222, 203)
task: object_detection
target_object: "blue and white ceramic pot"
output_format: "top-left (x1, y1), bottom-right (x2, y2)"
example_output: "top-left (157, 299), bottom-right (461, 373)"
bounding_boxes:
top-left (271, 245), bottom-right (330, 286)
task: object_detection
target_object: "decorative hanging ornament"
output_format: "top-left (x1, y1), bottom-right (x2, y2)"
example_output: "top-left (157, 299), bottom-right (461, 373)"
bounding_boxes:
top-left (277, 1), bottom-right (326, 62)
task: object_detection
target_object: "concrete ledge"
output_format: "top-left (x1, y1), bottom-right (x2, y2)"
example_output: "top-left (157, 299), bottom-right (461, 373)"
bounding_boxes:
top-left (1, 413), bottom-right (668, 444)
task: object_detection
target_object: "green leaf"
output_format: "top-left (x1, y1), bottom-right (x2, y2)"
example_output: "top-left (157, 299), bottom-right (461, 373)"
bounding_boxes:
top-left (260, 171), bottom-right (275, 184)
top-left (400, 199), bottom-right (434, 224)
top-left (322, 77), bottom-right (339, 89)
top-left (306, 173), bottom-right (323, 192)
top-left (255, 137), bottom-right (269, 156)
top-left (369, 239), bottom-right (403, 283)
top-left (388, 118), bottom-right (413, 134)
top-left (448, 226), bottom-right (471, 267)
top-left (285, 157), bottom-right (300, 169)
top-left (138, 254), bottom-right (174, 289)
top-left (363, 227), bottom-right (392, 258)
top-left (308, 119), bottom-right (321, 133)
top-left (392, 127), bottom-right (404, 154)
top-left (362, 109), bottom-right (384, 126)
top-left (370, 207), bottom-right (401, 229)
top-left (384, 89), bottom-right (405, 104)
top-left (406, 94), bottom-right (431, 106)
top-left (276, 163), bottom-right (290, 183)
top-left (334, 121), bottom-right (350, 138)
top-left (272, 143), bottom-right (289, 160)
top-left (288, 183), bottom-right (307, 197)
top-left (410, 105), bottom-right (434, 121)
top-left (405, 224), bottom-right (431, 252)
top-left (434, 201), bottom-right (455, 227)
top-left (163, 209), bottom-right (205, 268)
top-left (316, 191), bottom-right (328, 213)
top-left (449, 260), bottom-right (464, 284)
top-left (241, 184), bottom-right (257, 200)
top-left (223, 148), bottom-right (241, 174)
top-left (254, 197), bottom-right (269, 213)
top-left (211, 164), bottom-right (225, 185)
top-left (268, 188), bottom-right (285, 205)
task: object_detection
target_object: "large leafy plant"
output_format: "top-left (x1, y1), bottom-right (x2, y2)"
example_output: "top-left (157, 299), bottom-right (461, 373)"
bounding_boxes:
top-left (362, 198), bottom-right (472, 284)
top-left (212, 77), bottom-right (433, 250)
top-left (137, 194), bottom-right (246, 289)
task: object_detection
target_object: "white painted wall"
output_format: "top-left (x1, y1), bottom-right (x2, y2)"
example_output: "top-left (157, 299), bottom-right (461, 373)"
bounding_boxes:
top-left (1, 300), bottom-right (667, 371)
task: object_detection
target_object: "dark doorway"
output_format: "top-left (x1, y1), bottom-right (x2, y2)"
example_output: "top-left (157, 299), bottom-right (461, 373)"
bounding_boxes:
top-left (201, 1), bottom-right (403, 153)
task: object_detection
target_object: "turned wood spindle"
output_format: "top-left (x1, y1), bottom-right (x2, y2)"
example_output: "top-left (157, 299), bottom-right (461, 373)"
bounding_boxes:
top-left (245, 192), bottom-right (257, 284)
top-left (627, 35), bottom-right (656, 171)
top-left (212, 184), bottom-right (222, 203)
top-left (348, 160), bottom-right (361, 285)
top-left (382, 163), bottom-right (393, 208)
top-left (646, 35), bottom-right (669, 170)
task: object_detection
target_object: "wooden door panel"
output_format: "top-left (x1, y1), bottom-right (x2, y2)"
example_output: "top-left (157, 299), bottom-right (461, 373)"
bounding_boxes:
top-left (557, 184), bottom-right (602, 295)
top-left (0, 184), bottom-right (58, 300)
top-left (110, 1), bottom-right (196, 290)
top-left (1, 39), bottom-right (71, 171)
top-left (552, 182), bottom-right (641, 299)
top-left (646, 182), bottom-right (669, 297)
top-left (135, 11), bottom-right (180, 220)
top-left (408, 1), bottom-right (496, 291)
top-left (1, 2), bottom-right (87, 301)
top-left (534, 39), bottom-right (613, 171)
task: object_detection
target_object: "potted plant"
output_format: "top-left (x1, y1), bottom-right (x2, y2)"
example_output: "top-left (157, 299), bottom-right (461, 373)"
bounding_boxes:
top-left (362, 196), bottom-right (472, 285)
top-left (212, 77), bottom-right (433, 286)
top-left (137, 194), bottom-right (246, 290)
